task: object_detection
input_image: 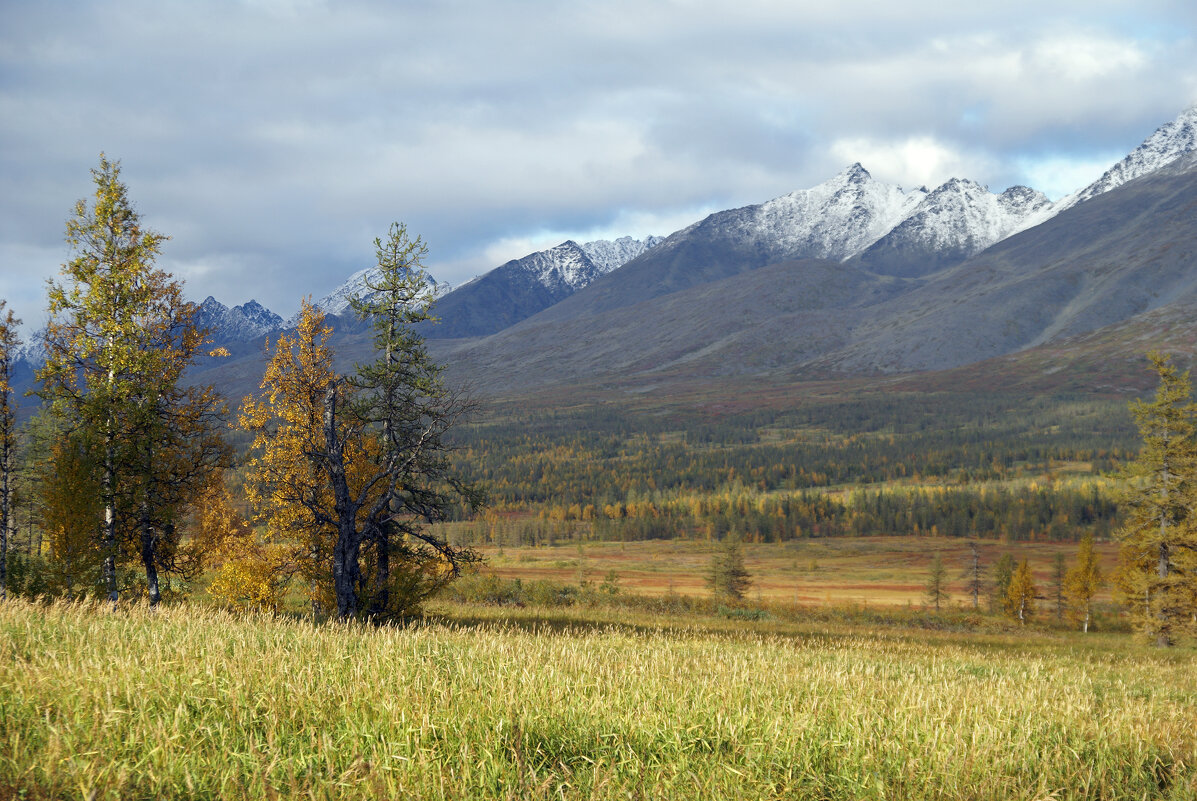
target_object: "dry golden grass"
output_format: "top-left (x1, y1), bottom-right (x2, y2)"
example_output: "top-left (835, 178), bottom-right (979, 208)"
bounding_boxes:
top-left (1, 597), bottom-right (1195, 800)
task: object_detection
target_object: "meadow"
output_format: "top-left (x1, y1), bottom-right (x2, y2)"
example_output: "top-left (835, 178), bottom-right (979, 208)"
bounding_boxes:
top-left (2, 597), bottom-right (1195, 800)
top-left (465, 536), bottom-right (1124, 608)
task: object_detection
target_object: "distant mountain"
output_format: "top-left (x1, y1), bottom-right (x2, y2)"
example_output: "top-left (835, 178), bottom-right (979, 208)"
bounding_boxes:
top-left (522, 163), bottom-right (1041, 326)
top-left (195, 296), bottom-right (283, 342)
top-left (176, 104), bottom-right (1197, 405)
top-left (416, 235), bottom-right (661, 339)
top-left (432, 131), bottom-right (1197, 395)
top-left (1073, 105), bottom-right (1197, 205)
top-left (292, 271), bottom-right (451, 327)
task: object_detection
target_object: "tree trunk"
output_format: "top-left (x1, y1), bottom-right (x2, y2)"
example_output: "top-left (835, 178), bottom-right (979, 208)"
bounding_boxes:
top-left (369, 334), bottom-right (398, 618)
top-left (1, 435), bottom-right (9, 601)
top-left (102, 420), bottom-right (118, 604)
top-left (139, 498), bottom-right (160, 606)
top-left (1156, 541), bottom-right (1170, 647)
top-left (324, 381), bottom-right (361, 620)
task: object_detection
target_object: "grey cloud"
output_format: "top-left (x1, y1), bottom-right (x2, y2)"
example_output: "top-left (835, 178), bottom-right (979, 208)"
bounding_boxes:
top-left (1, 0), bottom-right (1195, 324)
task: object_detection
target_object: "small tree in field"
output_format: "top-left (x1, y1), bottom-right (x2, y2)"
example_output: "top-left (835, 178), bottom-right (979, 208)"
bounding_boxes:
top-left (1005, 559), bottom-right (1037, 624)
top-left (1065, 533), bottom-right (1103, 633)
top-left (707, 537), bottom-right (751, 601)
top-left (1051, 551), bottom-right (1067, 621)
top-left (990, 552), bottom-right (1015, 613)
top-left (925, 551), bottom-right (949, 612)
top-left (966, 541), bottom-right (982, 610)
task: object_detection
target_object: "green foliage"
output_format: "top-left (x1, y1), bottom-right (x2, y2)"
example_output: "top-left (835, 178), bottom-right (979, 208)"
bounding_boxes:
top-left (449, 395), bottom-right (1124, 545)
top-left (990, 552), bottom-right (1016, 613)
top-left (0, 299), bottom-right (19, 600)
top-left (925, 551), bottom-right (949, 612)
top-left (706, 537), bottom-right (751, 601)
top-left (36, 155), bottom-right (228, 604)
top-left (1065, 533), bottom-right (1103, 633)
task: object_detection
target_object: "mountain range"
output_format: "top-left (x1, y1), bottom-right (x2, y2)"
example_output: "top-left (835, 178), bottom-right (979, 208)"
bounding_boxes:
top-left (14, 105), bottom-right (1197, 404)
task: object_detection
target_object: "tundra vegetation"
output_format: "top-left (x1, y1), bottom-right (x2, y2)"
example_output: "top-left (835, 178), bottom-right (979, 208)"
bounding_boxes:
top-left (1, 157), bottom-right (1196, 798)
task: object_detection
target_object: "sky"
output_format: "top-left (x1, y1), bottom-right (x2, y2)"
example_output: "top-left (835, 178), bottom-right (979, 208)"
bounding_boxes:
top-left (2, 0), bottom-right (1196, 331)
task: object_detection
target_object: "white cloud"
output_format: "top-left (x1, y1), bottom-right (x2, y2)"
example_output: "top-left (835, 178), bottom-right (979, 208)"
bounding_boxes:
top-left (828, 136), bottom-right (998, 190)
top-left (1029, 35), bottom-right (1148, 82)
top-left (1014, 153), bottom-right (1126, 199)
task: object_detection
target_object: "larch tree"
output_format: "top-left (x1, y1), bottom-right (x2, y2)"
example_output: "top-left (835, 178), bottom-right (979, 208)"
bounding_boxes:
top-left (348, 222), bottom-right (482, 619)
top-left (1005, 558), bottom-right (1037, 624)
top-left (707, 536), bottom-right (751, 601)
top-left (37, 155), bottom-right (228, 603)
top-left (991, 552), bottom-right (1015, 613)
top-left (1051, 551), bottom-right (1067, 622)
top-left (966, 541), bottom-right (982, 610)
top-left (1064, 532), bottom-right (1102, 633)
top-left (1116, 352), bottom-right (1197, 646)
top-left (925, 551), bottom-right (949, 612)
top-left (0, 301), bottom-right (20, 600)
top-left (240, 302), bottom-right (340, 617)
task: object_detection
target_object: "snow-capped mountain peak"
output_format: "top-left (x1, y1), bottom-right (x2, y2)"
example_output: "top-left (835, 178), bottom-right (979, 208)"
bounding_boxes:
top-left (195, 296), bottom-right (283, 341)
top-left (500, 235), bottom-right (662, 296)
top-left (742, 163), bottom-right (927, 261)
top-left (1074, 105), bottom-right (1197, 204)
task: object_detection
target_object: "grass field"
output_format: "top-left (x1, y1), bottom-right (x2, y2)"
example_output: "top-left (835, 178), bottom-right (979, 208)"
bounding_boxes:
top-left (473, 536), bottom-right (1123, 608)
top-left (2, 597), bottom-right (1194, 800)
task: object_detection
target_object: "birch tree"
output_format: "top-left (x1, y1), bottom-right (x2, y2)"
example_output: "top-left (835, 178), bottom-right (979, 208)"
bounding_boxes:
top-left (1064, 533), bottom-right (1102, 633)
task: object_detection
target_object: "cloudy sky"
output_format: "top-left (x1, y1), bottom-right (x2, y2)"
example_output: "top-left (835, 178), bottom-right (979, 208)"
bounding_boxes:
top-left (2, 0), bottom-right (1195, 330)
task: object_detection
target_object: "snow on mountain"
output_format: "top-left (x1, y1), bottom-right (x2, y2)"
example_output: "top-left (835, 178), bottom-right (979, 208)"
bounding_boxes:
top-left (510, 235), bottom-right (662, 295)
top-left (13, 328), bottom-right (46, 368)
top-left (740, 163), bottom-right (927, 261)
top-left (1073, 105), bottom-right (1197, 204)
top-left (884, 180), bottom-right (1048, 253)
top-left (517, 241), bottom-right (601, 295)
top-left (1014, 105), bottom-right (1197, 234)
top-left (196, 296), bottom-right (284, 341)
top-left (579, 235), bottom-right (664, 273)
top-left (850, 179), bottom-right (1051, 277)
top-left (297, 270), bottom-right (450, 325)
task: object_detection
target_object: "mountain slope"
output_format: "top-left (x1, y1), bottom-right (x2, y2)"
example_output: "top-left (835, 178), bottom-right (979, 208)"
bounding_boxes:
top-left (816, 152), bottom-right (1197, 373)
top-left (524, 165), bottom-right (926, 326)
top-left (433, 153), bottom-right (1197, 395)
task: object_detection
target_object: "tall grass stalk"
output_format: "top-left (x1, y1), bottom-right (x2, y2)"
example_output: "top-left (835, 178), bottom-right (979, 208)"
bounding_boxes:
top-left (1, 598), bottom-right (1194, 800)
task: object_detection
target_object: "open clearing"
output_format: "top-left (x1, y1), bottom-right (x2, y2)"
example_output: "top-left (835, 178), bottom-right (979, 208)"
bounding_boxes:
top-left (475, 537), bottom-right (1123, 607)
